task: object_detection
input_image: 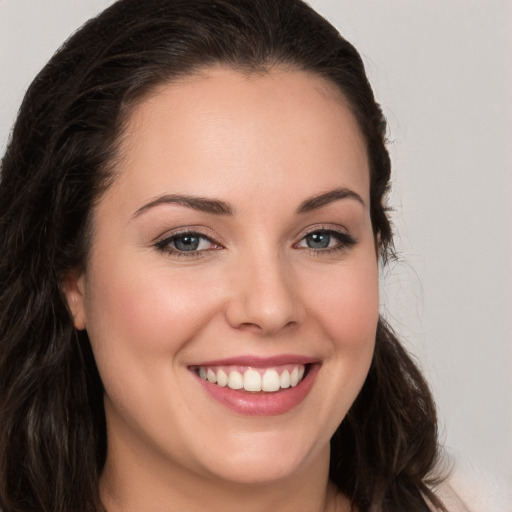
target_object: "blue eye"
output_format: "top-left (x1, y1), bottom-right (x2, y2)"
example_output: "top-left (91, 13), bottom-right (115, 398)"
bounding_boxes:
top-left (155, 231), bottom-right (219, 255)
top-left (305, 231), bottom-right (332, 249)
top-left (296, 229), bottom-right (356, 252)
top-left (172, 234), bottom-right (203, 252)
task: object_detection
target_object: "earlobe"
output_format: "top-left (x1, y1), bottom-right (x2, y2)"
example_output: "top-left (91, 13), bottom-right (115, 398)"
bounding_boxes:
top-left (61, 272), bottom-right (87, 330)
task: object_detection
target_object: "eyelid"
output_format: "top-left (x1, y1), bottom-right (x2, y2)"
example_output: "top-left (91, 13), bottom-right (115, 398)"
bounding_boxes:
top-left (152, 225), bottom-right (223, 246)
top-left (152, 226), bottom-right (225, 259)
top-left (293, 223), bottom-right (351, 241)
top-left (292, 224), bottom-right (357, 252)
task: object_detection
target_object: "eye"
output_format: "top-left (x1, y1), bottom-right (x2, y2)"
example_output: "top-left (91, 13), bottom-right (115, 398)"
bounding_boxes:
top-left (154, 231), bottom-right (221, 256)
top-left (295, 229), bottom-right (356, 252)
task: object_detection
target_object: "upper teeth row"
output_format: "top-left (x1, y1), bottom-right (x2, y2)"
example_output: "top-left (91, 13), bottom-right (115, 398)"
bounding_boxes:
top-left (198, 366), bottom-right (306, 392)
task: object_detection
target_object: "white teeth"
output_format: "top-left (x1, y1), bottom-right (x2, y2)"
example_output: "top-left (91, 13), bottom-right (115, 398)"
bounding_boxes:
top-left (228, 370), bottom-right (243, 390)
top-left (280, 369), bottom-right (291, 389)
top-left (198, 365), bottom-right (307, 392)
top-left (216, 369), bottom-right (228, 387)
top-left (290, 367), bottom-right (299, 387)
top-left (261, 369), bottom-right (281, 392)
top-left (243, 368), bottom-right (261, 392)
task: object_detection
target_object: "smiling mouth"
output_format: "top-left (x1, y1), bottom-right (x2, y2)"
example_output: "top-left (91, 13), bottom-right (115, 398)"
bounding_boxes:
top-left (190, 358), bottom-right (320, 416)
top-left (193, 364), bottom-right (308, 392)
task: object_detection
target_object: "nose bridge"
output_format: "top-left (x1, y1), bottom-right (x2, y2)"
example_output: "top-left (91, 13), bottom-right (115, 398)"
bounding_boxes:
top-left (226, 245), bottom-right (303, 334)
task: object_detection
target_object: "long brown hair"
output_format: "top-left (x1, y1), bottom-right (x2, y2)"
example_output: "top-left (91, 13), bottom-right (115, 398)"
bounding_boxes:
top-left (0, 1), bottom-right (443, 510)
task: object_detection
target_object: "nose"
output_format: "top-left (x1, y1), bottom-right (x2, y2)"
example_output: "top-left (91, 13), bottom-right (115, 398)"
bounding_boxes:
top-left (225, 251), bottom-right (305, 335)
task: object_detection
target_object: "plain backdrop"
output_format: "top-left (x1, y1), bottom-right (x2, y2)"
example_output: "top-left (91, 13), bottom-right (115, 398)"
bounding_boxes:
top-left (1, 0), bottom-right (511, 507)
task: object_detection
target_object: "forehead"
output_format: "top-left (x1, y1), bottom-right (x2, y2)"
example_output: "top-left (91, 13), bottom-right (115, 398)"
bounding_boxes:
top-left (108, 67), bottom-right (369, 211)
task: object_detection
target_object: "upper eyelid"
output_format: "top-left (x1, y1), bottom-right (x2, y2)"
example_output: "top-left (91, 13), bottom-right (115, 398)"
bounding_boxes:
top-left (151, 223), bottom-right (352, 248)
top-left (153, 231), bottom-right (222, 258)
top-left (153, 226), bottom-right (223, 246)
top-left (294, 223), bottom-right (351, 240)
top-left (293, 224), bottom-right (357, 249)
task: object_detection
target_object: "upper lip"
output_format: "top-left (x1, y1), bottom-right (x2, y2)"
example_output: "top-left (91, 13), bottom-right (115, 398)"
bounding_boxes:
top-left (190, 354), bottom-right (320, 368)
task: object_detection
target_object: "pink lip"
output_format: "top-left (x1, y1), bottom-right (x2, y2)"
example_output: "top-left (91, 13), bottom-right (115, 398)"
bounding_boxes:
top-left (190, 358), bottom-right (321, 417)
top-left (191, 354), bottom-right (319, 368)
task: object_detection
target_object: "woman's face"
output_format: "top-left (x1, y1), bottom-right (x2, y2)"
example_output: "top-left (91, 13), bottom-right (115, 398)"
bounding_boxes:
top-left (67, 68), bottom-right (379, 487)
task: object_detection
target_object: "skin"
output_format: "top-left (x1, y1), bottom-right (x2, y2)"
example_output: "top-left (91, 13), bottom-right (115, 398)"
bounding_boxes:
top-left (65, 67), bottom-right (379, 512)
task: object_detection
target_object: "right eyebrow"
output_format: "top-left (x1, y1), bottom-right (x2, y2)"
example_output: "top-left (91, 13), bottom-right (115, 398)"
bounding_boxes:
top-left (132, 194), bottom-right (234, 219)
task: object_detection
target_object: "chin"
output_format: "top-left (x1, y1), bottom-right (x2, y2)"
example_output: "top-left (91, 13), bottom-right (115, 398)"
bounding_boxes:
top-left (206, 455), bottom-right (304, 486)
top-left (195, 430), bottom-right (325, 486)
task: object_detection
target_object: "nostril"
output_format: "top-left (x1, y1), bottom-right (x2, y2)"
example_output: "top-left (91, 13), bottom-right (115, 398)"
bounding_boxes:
top-left (236, 321), bottom-right (266, 334)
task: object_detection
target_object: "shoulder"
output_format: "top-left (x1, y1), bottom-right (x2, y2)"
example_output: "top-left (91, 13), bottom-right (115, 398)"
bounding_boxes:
top-left (428, 480), bottom-right (472, 512)
top-left (428, 463), bottom-right (511, 512)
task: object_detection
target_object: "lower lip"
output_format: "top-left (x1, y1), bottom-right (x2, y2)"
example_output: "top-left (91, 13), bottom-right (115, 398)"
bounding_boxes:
top-left (193, 364), bottom-right (320, 416)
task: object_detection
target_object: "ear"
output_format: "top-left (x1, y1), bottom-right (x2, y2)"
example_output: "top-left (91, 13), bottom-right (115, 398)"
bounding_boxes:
top-left (61, 272), bottom-right (87, 330)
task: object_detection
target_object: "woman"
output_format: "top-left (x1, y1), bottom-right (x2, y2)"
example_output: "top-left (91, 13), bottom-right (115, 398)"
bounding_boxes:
top-left (0, 1), bottom-right (452, 510)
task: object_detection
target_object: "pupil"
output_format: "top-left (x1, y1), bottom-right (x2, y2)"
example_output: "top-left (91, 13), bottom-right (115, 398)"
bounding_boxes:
top-left (174, 235), bottom-right (200, 251)
top-left (307, 232), bottom-right (330, 249)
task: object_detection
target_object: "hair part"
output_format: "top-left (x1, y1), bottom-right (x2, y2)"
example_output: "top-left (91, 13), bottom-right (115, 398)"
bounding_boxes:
top-left (0, 1), bottom-right (442, 510)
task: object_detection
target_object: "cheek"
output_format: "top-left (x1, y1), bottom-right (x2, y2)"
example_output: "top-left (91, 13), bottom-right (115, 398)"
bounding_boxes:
top-left (303, 258), bottom-right (380, 352)
top-left (82, 257), bottom-right (224, 444)
top-left (296, 254), bottom-right (378, 438)
top-left (83, 256), bottom-right (219, 366)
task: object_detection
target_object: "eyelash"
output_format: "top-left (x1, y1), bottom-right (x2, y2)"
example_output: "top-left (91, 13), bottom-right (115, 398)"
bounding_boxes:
top-left (153, 227), bottom-right (357, 258)
top-left (154, 229), bottom-right (221, 258)
top-left (294, 227), bottom-right (357, 255)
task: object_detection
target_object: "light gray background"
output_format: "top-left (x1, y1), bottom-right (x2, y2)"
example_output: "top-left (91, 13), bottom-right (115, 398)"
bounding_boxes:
top-left (1, 0), bottom-right (511, 506)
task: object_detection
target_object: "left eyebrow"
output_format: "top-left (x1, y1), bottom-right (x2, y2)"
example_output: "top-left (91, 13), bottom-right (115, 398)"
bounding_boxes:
top-left (296, 187), bottom-right (365, 214)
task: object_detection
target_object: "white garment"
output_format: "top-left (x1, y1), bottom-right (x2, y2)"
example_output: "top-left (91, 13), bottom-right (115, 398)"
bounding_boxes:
top-left (431, 464), bottom-right (512, 512)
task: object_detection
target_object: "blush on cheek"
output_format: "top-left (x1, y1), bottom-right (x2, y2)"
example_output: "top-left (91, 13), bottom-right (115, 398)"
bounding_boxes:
top-left (90, 267), bottom-right (221, 356)
top-left (308, 274), bottom-right (378, 330)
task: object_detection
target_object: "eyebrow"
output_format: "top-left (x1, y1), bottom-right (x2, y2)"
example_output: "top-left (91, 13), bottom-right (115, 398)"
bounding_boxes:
top-left (296, 187), bottom-right (365, 213)
top-left (132, 186), bottom-right (364, 219)
top-left (132, 194), bottom-right (234, 218)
